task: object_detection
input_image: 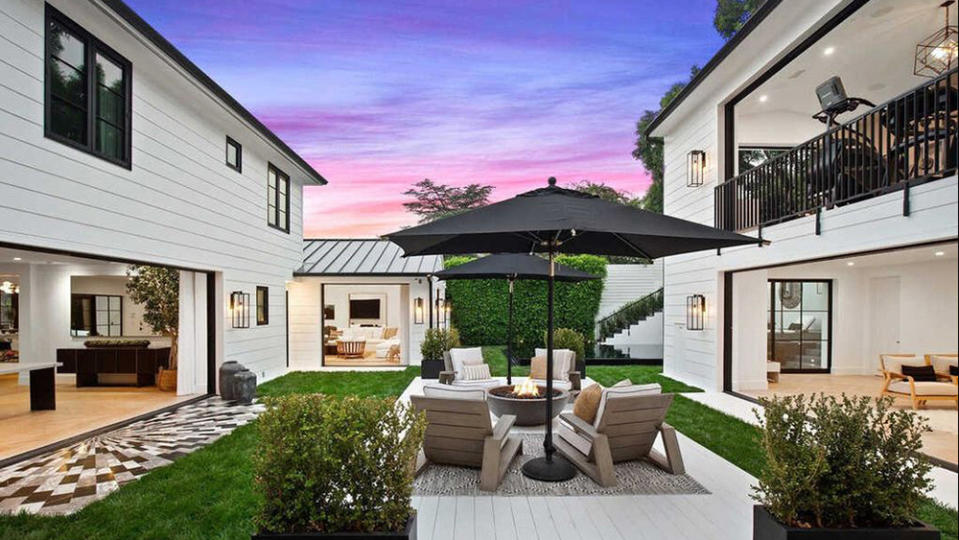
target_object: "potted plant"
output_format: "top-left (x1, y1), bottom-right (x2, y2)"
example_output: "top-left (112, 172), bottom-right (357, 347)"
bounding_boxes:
top-left (544, 327), bottom-right (585, 372)
top-left (419, 327), bottom-right (460, 379)
top-left (252, 394), bottom-right (426, 539)
top-left (752, 393), bottom-right (939, 539)
top-left (126, 265), bottom-right (179, 391)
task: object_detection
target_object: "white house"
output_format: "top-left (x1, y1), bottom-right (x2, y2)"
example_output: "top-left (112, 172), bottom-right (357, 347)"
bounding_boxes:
top-left (0, 0), bottom-right (324, 460)
top-left (648, 0), bottom-right (957, 395)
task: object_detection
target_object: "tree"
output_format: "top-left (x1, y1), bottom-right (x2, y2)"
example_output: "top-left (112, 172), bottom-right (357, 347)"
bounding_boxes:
top-left (571, 180), bottom-right (640, 207)
top-left (402, 179), bottom-right (495, 223)
top-left (126, 265), bottom-right (179, 369)
top-left (714, 0), bottom-right (764, 39)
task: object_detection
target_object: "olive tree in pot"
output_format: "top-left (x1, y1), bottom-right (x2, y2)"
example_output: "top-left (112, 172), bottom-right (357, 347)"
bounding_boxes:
top-left (419, 327), bottom-right (460, 379)
top-left (752, 394), bottom-right (938, 540)
top-left (126, 265), bottom-right (179, 391)
top-left (253, 394), bottom-right (426, 539)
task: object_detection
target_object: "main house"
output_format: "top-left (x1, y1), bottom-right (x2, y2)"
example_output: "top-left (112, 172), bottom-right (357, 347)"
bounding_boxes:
top-left (0, 0), bottom-right (324, 461)
top-left (650, 0), bottom-right (957, 396)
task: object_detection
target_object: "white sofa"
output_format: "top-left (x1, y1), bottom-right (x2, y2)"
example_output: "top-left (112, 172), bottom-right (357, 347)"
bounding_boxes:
top-left (340, 325), bottom-right (395, 353)
top-left (375, 338), bottom-right (401, 358)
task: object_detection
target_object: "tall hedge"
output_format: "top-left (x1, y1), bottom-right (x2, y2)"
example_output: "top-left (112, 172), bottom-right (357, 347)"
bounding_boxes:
top-left (445, 254), bottom-right (606, 358)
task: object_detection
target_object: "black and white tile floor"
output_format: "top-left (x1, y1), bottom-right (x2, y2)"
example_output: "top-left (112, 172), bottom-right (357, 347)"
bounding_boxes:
top-left (0, 397), bottom-right (262, 515)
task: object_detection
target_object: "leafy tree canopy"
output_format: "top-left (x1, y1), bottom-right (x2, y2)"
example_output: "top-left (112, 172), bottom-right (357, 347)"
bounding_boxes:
top-left (714, 0), bottom-right (765, 39)
top-left (570, 180), bottom-right (640, 207)
top-left (402, 179), bottom-right (494, 223)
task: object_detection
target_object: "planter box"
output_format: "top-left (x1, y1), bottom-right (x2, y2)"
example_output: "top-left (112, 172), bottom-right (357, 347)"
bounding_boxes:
top-left (252, 515), bottom-right (416, 540)
top-left (420, 359), bottom-right (444, 379)
top-left (754, 506), bottom-right (939, 540)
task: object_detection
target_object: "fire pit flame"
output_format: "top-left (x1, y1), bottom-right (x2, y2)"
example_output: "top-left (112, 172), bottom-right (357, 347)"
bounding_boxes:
top-left (513, 379), bottom-right (540, 398)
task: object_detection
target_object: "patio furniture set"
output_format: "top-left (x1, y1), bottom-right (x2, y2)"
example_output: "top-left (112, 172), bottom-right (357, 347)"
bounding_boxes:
top-left (879, 353), bottom-right (958, 409)
top-left (325, 325), bottom-right (400, 361)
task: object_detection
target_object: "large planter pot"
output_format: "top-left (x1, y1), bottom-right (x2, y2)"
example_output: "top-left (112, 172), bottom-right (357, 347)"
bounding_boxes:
top-left (753, 506), bottom-right (940, 540)
top-left (219, 361), bottom-right (246, 400)
top-left (420, 359), bottom-right (443, 379)
top-left (252, 515), bottom-right (416, 540)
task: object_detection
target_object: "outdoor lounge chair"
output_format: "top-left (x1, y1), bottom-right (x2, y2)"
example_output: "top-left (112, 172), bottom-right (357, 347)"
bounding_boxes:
top-left (879, 353), bottom-right (958, 410)
top-left (410, 393), bottom-right (522, 491)
top-left (440, 347), bottom-right (503, 389)
top-left (553, 383), bottom-right (685, 487)
top-left (529, 348), bottom-right (581, 391)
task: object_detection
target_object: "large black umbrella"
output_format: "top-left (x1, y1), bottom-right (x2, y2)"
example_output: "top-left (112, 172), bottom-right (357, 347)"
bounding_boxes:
top-left (386, 177), bottom-right (762, 482)
top-left (434, 253), bottom-right (600, 385)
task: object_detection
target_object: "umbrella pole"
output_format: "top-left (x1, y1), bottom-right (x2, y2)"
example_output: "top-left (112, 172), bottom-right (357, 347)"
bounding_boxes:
top-left (507, 278), bottom-right (514, 386)
top-left (521, 245), bottom-right (576, 482)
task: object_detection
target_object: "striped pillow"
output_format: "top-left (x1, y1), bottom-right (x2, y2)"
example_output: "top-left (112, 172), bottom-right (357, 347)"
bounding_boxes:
top-left (461, 363), bottom-right (491, 381)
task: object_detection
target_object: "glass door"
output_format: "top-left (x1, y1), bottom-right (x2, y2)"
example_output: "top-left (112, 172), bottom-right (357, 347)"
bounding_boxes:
top-left (768, 280), bottom-right (831, 373)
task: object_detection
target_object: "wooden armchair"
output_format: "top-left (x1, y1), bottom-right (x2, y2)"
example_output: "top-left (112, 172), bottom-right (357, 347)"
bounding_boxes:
top-left (879, 354), bottom-right (958, 410)
top-left (410, 394), bottom-right (522, 491)
top-left (925, 354), bottom-right (958, 385)
top-left (553, 388), bottom-right (684, 487)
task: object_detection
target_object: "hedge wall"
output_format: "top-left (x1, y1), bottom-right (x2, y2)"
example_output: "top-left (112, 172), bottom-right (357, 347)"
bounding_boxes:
top-left (445, 254), bottom-right (607, 358)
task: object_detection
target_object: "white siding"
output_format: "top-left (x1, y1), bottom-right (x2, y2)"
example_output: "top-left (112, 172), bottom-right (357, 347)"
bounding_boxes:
top-left (596, 261), bottom-right (663, 320)
top-left (0, 0), bottom-right (320, 384)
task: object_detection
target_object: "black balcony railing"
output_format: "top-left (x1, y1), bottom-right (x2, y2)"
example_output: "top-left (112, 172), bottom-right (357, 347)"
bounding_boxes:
top-left (716, 68), bottom-right (958, 232)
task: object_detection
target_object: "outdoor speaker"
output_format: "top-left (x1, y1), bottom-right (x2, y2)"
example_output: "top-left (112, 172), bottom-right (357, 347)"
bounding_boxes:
top-left (815, 76), bottom-right (848, 111)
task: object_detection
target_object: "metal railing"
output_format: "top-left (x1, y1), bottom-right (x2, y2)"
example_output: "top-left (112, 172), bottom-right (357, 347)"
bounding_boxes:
top-left (596, 288), bottom-right (663, 341)
top-left (716, 68), bottom-right (958, 232)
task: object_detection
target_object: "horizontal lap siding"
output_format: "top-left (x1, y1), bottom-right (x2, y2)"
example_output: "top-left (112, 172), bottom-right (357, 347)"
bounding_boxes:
top-left (0, 0), bottom-right (316, 382)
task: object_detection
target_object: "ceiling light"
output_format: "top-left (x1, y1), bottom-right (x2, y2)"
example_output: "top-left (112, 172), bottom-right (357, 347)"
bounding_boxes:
top-left (12, 257), bottom-right (21, 261)
top-left (823, 46), bottom-right (835, 56)
top-left (846, 261), bottom-right (855, 266)
top-left (935, 251), bottom-right (945, 256)
top-left (759, 95), bottom-right (768, 103)
top-left (915, 1), bottom-right (958, 78)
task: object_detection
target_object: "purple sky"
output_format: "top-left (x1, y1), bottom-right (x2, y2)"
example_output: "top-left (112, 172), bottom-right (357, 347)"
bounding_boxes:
top-left (128, 0), bottom-right (725, 237)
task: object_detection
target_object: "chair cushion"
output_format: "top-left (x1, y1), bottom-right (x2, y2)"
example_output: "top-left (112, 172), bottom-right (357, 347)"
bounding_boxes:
top-left (572, 383), bottom-right (604, 424)
top-left (529, 354), bottom-right (569, 381)
top-left (528, 378), bottom-right (572, 391)
top-left (612, 379), bottom-right (632, 388)
top-left (901, 365), bottom-right (937, 382)
top-left (595, 383), bottom-right (662, 429)
top-left (461, 363), bottom-right (492, 381)
top-left (927, 355), bottom-right (958, 374)
top-left (882, 355), bottom-right (923, 375)
top-left (423, 384), bottom-right (487, 400)
top-left (534, 348), bottom-right (573, 380)
top-left (449, 347), bottom-right (485, 380)
top-left (888, 381), bottom-right (958, 396)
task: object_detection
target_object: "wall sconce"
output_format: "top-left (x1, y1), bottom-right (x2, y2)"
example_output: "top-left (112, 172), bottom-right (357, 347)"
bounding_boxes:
top-left (435, 298), bottom-right (444, 324)
top-left (443, 298), bottom-right (452, 328)
top-left (230, 291), bottom-right (250, 329)
top-left (687, 150), bottom-right (706, 187)
top-left (414, 297), bottom-right (424, 324)
top-left (686, 294), bottom-right (705, 331)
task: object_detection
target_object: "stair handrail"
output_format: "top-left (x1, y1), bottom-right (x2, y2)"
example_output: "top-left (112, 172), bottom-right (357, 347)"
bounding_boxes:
top-left (596, 287), bottom-right (664, 341)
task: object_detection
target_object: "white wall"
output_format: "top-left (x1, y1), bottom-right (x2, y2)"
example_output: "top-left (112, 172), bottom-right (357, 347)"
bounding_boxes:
top-left (70, 275), bottom-right (170, 341)
top-left (0, 0), bottom-right (319, 388)
top-left (323, 284), bottom-right (402, 330)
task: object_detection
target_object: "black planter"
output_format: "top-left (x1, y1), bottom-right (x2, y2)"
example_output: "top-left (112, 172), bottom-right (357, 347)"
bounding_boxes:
top-left (420, 359), bottom-right (443, 379)
top-left (753, 506), bottom-right (940, 540)
top-left (253, 515), bottom-right (416, 540)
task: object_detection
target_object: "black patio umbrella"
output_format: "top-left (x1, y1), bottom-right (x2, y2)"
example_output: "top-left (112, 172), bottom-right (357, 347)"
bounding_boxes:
top-left (386, 177), bottom-right (762, 482)
top-left (434, 253), bottom-right (600, 385)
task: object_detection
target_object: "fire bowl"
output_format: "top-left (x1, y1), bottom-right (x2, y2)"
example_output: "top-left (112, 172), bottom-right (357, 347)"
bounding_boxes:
top-left (486, 385), bottom-right (569, 426)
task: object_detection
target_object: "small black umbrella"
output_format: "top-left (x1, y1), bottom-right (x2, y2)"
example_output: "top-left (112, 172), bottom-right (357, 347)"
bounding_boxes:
top-left (434, 253), bottom-right (600, 385)
top-left (386, 177), bottom-right (762, 482)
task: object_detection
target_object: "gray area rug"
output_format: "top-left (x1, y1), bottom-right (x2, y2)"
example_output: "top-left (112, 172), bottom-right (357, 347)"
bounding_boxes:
top-left (413, 434), bottom-right (709, 496)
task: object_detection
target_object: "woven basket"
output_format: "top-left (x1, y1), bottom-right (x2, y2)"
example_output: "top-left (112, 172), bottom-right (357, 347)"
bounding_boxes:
top-left (157, 367), bottom-right (178, 391)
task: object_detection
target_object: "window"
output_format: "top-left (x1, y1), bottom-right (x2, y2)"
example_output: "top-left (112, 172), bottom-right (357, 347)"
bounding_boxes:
top-left (256, 286), bottom-right (269, 325)
top-left (226, 136), bottom-right (242, 172)
top-left (70, 294), bottom-right (122, 337)
top-left (267, 163), bottom-right (290, 232)
top-left (0, 292), bottom-right (17, 330)
top-left (45, 6), bottom-right (132, 167)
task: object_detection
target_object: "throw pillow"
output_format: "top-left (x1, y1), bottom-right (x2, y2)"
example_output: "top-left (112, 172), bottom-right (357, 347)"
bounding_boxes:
top-left (612, 379), bottom-right (632, 388)
top-left (901, 364), bottom-right (937, 382)
top-left (529, 356), bottom-right (547, 380)
top-left (573, 383), bottom-right (604, 424)
top-left (461, 363), bottom-right (491, 381)
top-left (529, 354), bottom-right (568, 381)
top-left (951, 365), bottom-right (958, 376)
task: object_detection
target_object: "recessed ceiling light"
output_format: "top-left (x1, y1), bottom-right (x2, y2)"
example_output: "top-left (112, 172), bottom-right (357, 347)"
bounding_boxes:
top-left (12, 257), bottom-right (21, 261)
top-left (824, 46), bottom-right (835, 56)
top-left (759, 95), bottom-right (768, 103)
top-left (935, 251), bottom-right (945, 256)
top-left (846, 261), bottom-right (855, 266)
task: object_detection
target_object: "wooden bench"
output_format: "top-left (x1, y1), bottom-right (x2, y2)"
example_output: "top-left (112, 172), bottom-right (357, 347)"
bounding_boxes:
top-left (0, 362), bottom-right (60, 411)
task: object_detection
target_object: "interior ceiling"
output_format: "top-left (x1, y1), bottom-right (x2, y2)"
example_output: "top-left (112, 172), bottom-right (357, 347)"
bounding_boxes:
top-left (736, 0), bottom-right (950, 145)
top-left (0, 247), bottom-right (131, 270)
top-left (777, 242), bottom-right (958, 273)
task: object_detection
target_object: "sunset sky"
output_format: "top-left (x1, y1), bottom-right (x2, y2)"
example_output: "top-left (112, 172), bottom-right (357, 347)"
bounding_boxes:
top-left (128, 0), bottom-right (726, 237)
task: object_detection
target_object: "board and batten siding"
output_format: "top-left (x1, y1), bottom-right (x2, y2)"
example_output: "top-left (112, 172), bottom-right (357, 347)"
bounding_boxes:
top-left (0, 0), bottom-right (319, 383)
top-left (658, 1), bottom-right (959, 391)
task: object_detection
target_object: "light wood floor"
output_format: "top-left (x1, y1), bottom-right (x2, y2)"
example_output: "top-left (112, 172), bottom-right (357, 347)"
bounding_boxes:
top-left (0, 373), bottom-right (193, 461)
top-left (742, 374), bottom-right (958, 464)
top-left (324, 352), bottom-right (403, 368)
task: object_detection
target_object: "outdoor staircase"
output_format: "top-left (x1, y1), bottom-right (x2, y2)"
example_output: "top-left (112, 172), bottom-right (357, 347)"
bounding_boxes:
top-left (594, 288), bottom-right (664, 360)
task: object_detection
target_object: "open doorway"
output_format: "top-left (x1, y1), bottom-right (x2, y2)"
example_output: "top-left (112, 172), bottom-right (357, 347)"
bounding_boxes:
top-left (321, 283), bottom-right (409, 367)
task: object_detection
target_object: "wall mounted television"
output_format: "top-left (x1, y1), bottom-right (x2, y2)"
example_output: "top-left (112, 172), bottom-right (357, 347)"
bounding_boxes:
top-left (349, 299), bottom-right (381, 320)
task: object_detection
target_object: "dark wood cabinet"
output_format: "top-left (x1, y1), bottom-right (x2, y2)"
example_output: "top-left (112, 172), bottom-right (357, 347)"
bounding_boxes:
top-left (56, 347), bottom-right (170, 387)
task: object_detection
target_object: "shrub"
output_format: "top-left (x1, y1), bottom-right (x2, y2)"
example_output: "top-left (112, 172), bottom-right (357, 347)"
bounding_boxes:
top-left (420, 327), bottom-right (461, 362)
top-left (253, 394), bottom-right (426, 535)
top-left (543, 328), bottom-right (585, 363)
top-left (446, 254), bottom-right (606, 358)
top-left (752, 394), bottom-right (932, 529)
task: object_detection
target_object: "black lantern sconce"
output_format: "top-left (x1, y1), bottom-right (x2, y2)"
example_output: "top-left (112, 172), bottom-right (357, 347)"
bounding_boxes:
top-left (435, 297), bottom-right (444, 324)
top-left (414, 297), bottom-right (425, 324)
top-left (687, 150), bottom-right (706, 187)
top-left (230, 291), bottom-right (250, 329)
top-left (444, 298), bottom-right (452, 328)
top-left (686, 294), bottom-right (705, 331)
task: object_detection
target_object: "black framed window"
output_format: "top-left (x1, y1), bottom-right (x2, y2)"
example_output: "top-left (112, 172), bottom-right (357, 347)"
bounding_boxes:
top-left (768, 280), bottom-right (832, 373)
top-left (45, 5), bottom-right (132, 168)
top-left (226, 136), bottom-right (242, 172)
top-left (267, 163), bottom-right (290, 232)
top-left (70, 294), bottom-right (122, 337)
top-left (256, 286), bottom-right (269, 325)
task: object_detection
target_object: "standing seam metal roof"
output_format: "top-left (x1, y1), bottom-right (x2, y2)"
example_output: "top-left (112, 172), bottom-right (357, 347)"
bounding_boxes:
top-left (297, 239), bottom-right (444, 275)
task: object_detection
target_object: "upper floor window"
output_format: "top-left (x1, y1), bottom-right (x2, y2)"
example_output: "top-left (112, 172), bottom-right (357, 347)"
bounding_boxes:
top-left (226, 136), bottom-right (242, 172)
top-left (45, 6), bottom-right (131, 168)
top-left (267, 163), bottom-right (290, 232)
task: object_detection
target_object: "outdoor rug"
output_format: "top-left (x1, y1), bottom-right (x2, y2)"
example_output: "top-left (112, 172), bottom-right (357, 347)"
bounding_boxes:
top-left (413, 433), bottom-right (709, 496)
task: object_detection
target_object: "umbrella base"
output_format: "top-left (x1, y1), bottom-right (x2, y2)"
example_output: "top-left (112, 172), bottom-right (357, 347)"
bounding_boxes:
top-left (521, 455), bottom-right (577, 482)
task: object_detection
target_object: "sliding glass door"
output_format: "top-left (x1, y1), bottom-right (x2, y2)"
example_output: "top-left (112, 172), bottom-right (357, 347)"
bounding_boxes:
top-left (768, 280), bottom-right (832, 373)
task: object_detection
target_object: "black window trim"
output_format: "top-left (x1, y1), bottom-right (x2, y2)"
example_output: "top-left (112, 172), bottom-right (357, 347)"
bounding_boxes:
top-left (44, 4), bottom-right (133, 169)
top-left (256, 286), bottom-right (269, 326)
top-left (70, 293), bottom-right (123, 337)
top-left (267, 162), bottom-right (290, 233)
top-left (225, 136), bottom-right (242, 173)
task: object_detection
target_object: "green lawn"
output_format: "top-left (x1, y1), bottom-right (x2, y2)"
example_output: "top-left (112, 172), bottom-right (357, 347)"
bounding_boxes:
top-left (1, 349), bottom-right (955, 539)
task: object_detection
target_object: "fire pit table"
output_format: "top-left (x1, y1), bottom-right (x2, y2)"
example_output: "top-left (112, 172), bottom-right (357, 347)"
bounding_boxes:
top-left (486, 380), bottom-right (570, 426)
